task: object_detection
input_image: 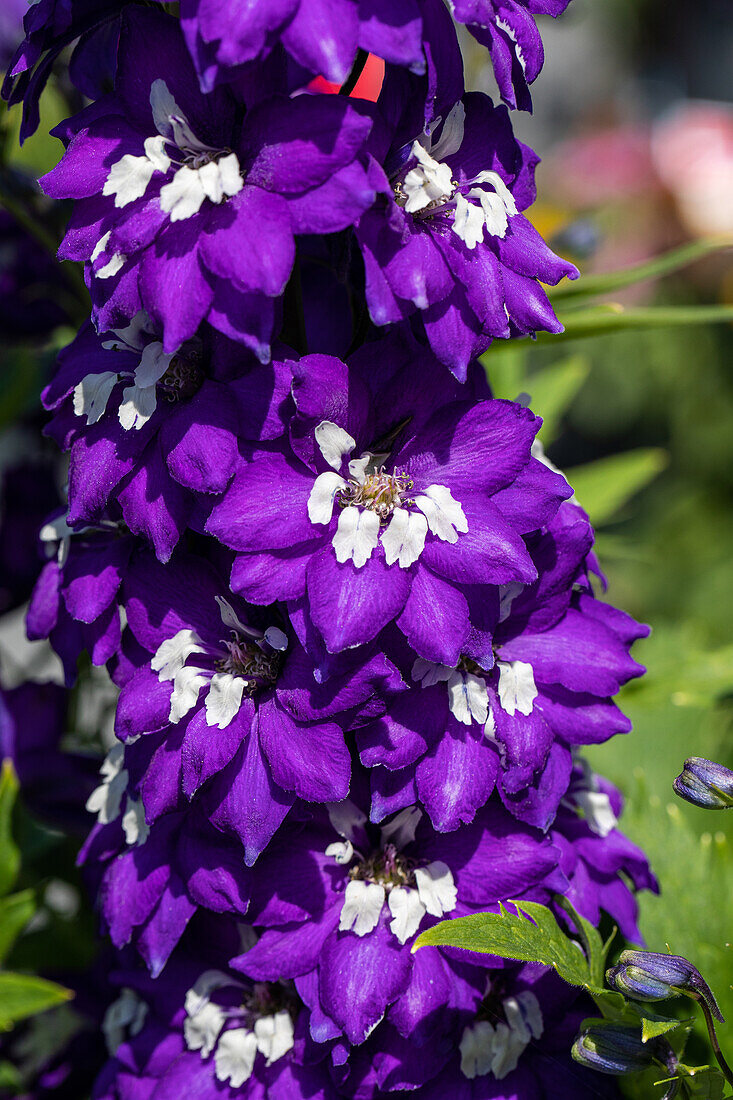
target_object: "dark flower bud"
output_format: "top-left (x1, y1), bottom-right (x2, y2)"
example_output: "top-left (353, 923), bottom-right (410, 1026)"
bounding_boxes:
top-left (607, 950), bottom-right (724, 1023)
top-left (673, 757), bottom-right (733, 810)
top-left (571, 1024), bottom-right (656, 1075)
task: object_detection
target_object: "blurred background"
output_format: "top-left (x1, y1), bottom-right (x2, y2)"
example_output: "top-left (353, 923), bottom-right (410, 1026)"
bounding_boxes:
top-left (0, 0), bottom-right (731, 1094)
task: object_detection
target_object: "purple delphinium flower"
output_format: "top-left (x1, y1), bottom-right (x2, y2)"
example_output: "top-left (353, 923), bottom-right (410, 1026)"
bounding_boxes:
top-left (205, 335), bottom-right (570, 659)
top-left (115, 548), bottom-right (397, 862)
top-left (235, 792), bottom-right (567, 1052)
top-left (355, 12), bottom-right (577, 376)
top-left (40, 7), bottom-right (376, 358)
top-left (26, 509), bottom-right (134, 684)
top-left (358, 501), bottom-right (648, 833)
top-left (452, 0), bottom-right (574, 113)
top-left (42, 317), bottom-right (290, 561)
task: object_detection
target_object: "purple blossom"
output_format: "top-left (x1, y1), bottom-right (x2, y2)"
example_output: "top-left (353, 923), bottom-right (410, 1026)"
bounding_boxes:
top-left (452, 0), bottom-right (574, 113)
top-left (40, 7), bottom-right (375, 357)
top-left (42, 318), bottom-right (289, 561)
top-left (358, 501), bottom-right (648, 833)
top-left (114, 549), bottom-right (395, 862)
top-left (205, 336), bottom-right (570, 659)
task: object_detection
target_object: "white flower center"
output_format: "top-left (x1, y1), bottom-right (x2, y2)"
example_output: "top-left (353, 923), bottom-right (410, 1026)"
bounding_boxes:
top-left (326, 802), bottom-right (456, 944)
top-left (183, 974), bottom-right (296, 1087)
top-left (307, 420), bottom-right (467, 570)
top-left (393, 101), bottom-right (518, 249)
top-left (102, 79), bottom-right (243, 222)
top-left (460, 991), bottom-right (543, 1081)
top-left (151, 598), bottom-right (287, 730)
top-left (412, 655), bottom-right (537, 729)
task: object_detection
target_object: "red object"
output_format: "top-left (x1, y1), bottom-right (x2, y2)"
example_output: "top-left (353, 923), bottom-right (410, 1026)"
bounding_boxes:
top-left (309, 53), bottom-right (384, 101)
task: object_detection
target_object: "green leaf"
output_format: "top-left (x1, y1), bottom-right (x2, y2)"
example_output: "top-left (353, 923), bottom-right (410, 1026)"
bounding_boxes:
top-left (0, 1059), bottom-right (21, 1090)
top-left (565, 448), bottom-right (668, 526)
top-left (0, 973), bottom-right (72, 1031)
top-left (0, 890), bottom-right (35, 963)
top-left (663, 1065), bottom-right (728, 1099)
top-left (412, 899), bottom-right (595, 988)
top-left (0, 760), bottom-right (20, 898)
top-left (527, 355), bottom-right (591, 445)
top-left (555, 895), bottom-right (610, 988)
top-left (551, 239), bottom-right (733, 304)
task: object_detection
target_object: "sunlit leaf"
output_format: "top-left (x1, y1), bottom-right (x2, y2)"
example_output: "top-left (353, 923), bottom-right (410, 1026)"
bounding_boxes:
top-left (0, 890), bottom-right (36, 964)
top-left (0, 760), bottom-right (20, 898)
top-left (528, 355), bottom-right (591, 445)
top-left (0, 973), bottom-right (72, 1031)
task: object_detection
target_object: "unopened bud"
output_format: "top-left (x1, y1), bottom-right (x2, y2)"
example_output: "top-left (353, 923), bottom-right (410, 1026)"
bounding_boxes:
top-left (571, 1024), bottom-right (655, 1075)
top-left (607, 950), bottom-right (724, 1023)
top-left (673, 757), bottom-right (733, 810)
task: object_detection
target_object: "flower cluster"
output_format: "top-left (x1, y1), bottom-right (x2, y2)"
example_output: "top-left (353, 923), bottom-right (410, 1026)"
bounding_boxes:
top-left (5, 2), bottom-right (657, 1097)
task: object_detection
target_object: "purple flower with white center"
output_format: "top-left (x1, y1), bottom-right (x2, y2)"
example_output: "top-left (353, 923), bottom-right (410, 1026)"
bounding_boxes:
top-left (26, 510), bottom-right (132, 683)
top-left (42, 318), bottom-right (289, 562)
top-left (357, 76), bottom-right (578, 375)
top-left (236, 794), bottom-right (566, 1048)
top-left (358, 502), bottom-right (647, 832)
top-left (116, 549), bottom-right (396, 862)
top-left (451, 0), bottom-right (574, 113)
top-left (206, 343), bottom-right (570, 659)
top-left (40, 7), bottom-right (375, 357)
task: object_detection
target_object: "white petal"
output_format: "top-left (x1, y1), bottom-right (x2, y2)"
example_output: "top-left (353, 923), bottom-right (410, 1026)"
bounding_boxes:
top-left (465, 672), bottom-right (489, 725)
top-left (121, 798), bottom-right (149, 846)
top-left (103, 989), bottom-right (148, 1056)
top-left (428, 101), bottom-right (466, 161)
top-left (184, 970), bottom-right (232, 1018)
top-left (452, 192), bottom-right (485, 249)
top-left (264, 625), bottom-right (288, 652)
top-left (73, 371), bottom-right (118, 425)
top-left (404, 142), bottom-right (454, 213)
top-left (205, 672), bottom-right (245, 729)
top-left (198, 159), bottom-right (225, 204)
top-left (40, 512), bottom-right (74, 545)
top-left (91, 231), bottom-right (111, 262)
top-left (327, 799), bottom-right (366, 842)
top-left (473, 187), bottom-right (509, 238)
top-left (504, 991), bottom-right (544, 1045)
top-left (575, 790), bottom-right (618, 837)
top-left (102, 310), bottom-right (151, 352)
top-left (314, 420), bottom-right (356, 471)
top-left (332, 506), bottom-right (379, 568)
top-left (415, 483), bottom-right (468, 544)
top-left (134, 340), bottom-right (173, 388)
top-left (118, 383), bottom-right (158, 430)
top-left (347, 453), bottom-right (371, 482)
top-left (460, 1020), bottom-right (496, 1079)
top-left (184, 1000), bottom-right (225, 1057)
top-left (497, 660), bottom-right (537, 717)
top-left (169, 666), bottom-right (210, 724)
top-left (471, 169), bottom-right (518, 217)
top-left (150, 78), bottom-right (181, 140)
top-left (215, 595), bottom-right (254, 638)
top-left (215, 1028), bottom-right (258, 1088)
top-left (152, 629), bottom-right (206, 681)
top-left (381, 508), bottom-right (427, 568)
top-left (160, 165), bottom-right (206, 221)
top-left (498, 581), bottom-right (524, 623)
top-left (254, 1011), bottom-right (294, 1066)
top-left (86, 767), bottom-right (127, 824)
top-left (447, 670), bottom-right (471, 725)
top-left (490, 1020), bottom-right (527, 1080)
top-left (218, 152), bottom-right (244, 197)
top-left (339, 879), bottom-right (385, 937)
top-left (387, 886), bottom-right (426, 944)
top-left (380, 805), bottom-right (422, 849)
top-left (411, 658), bottom-right (454, 687)
top-left (308, 471), bottom-right (346, 525)
top-left (325, 839), bottom-right (354, 865)
top-left (414, 860), bottom-right (457, 917)
top-left (143, 134), bottom-right (171, 173)
top-left (103, 154), bottom-right (157, 207)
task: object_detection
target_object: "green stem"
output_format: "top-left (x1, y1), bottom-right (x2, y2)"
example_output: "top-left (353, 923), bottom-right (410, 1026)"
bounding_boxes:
top-left (339, 49), bottom-right (369, 96)
top-left (699, 1000), bottom-right (733, 1089)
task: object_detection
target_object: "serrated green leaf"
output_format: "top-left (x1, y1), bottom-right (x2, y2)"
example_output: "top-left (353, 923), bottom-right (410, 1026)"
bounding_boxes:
top-left (556, 895), bottom-right (610, 988)
top-left (413, 899), bottom-right (594, 987)
top-left (526, 355), bottom-right (591, 445)
top-left (0, 760), bottom-right (20, 898)
top-left (551, 239), bottom-right (733, 304)
top-left (565, 448), bottom-right (668, 526)
top-left (0, 890), bottom-right (35, 963)
top-left (0, 973), bottom-right (72, 1031)
top-left (661, 1065), bottom-right (728, 1099)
